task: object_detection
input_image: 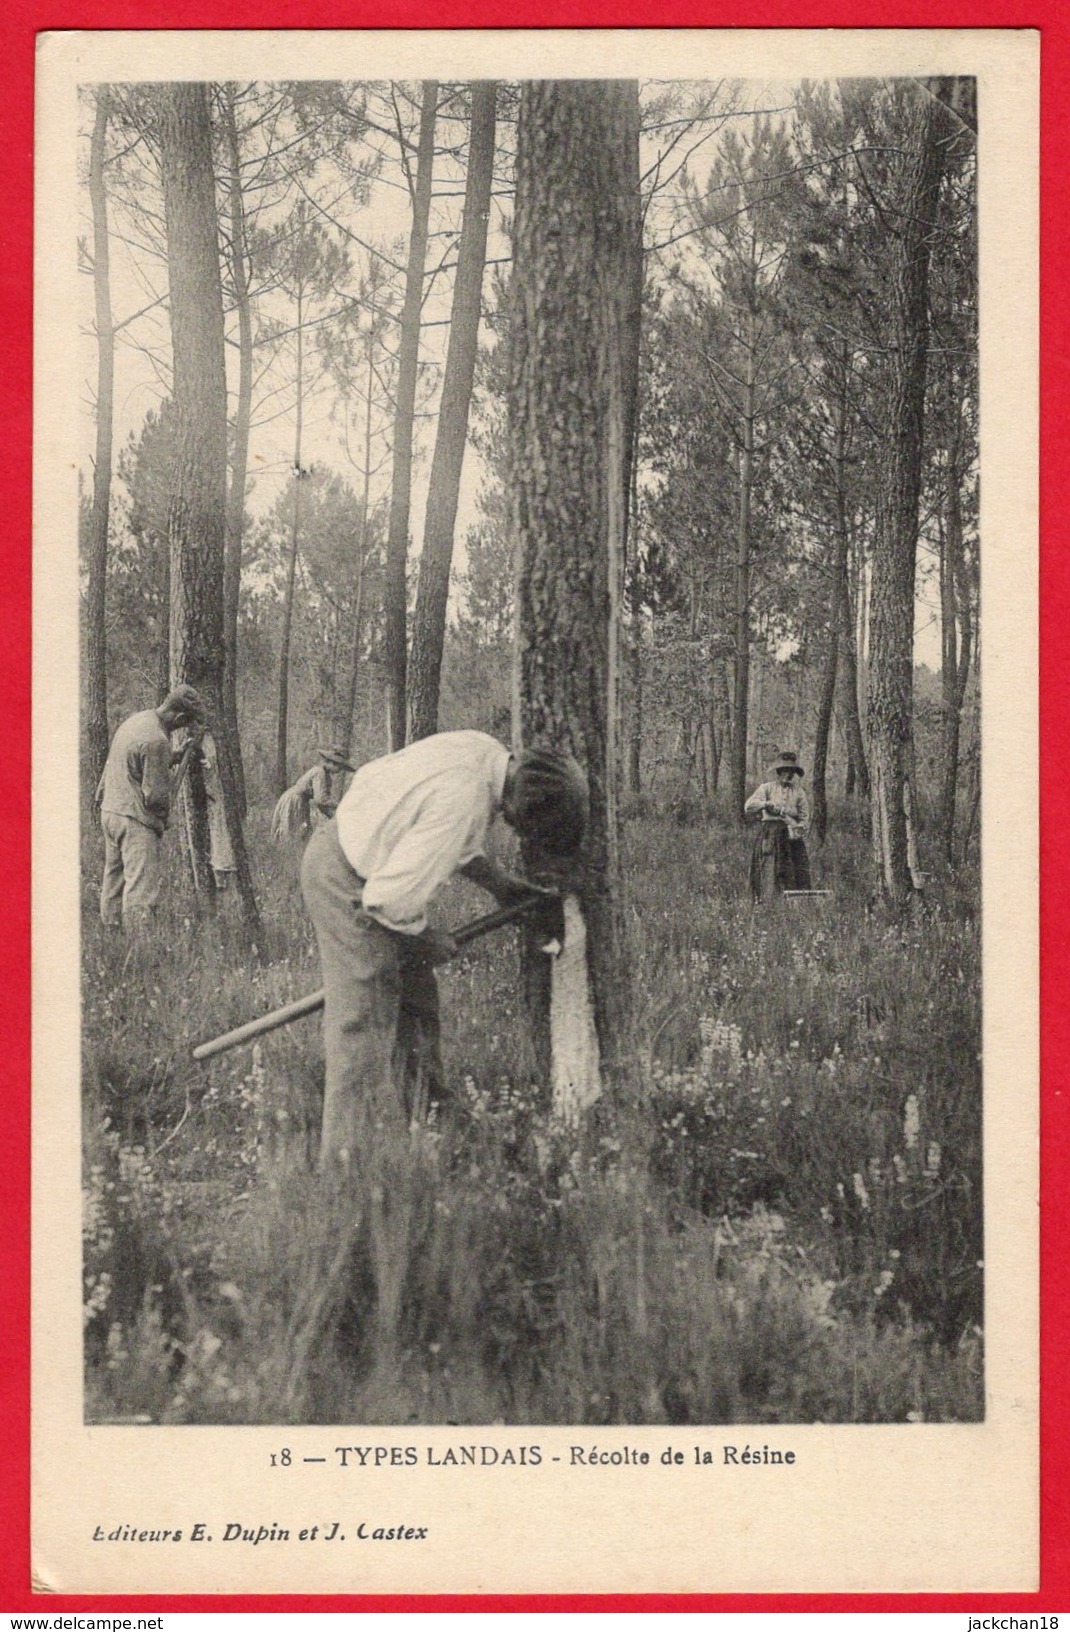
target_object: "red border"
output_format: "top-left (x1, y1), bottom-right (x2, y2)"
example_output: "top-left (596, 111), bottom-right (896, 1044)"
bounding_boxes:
top-left (4, 1), bottom-right (1062, 1612)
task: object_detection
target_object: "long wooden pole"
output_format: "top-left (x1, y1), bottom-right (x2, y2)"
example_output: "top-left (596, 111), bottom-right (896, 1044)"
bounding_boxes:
top-left (192, 893), bottom-right (560, 1062)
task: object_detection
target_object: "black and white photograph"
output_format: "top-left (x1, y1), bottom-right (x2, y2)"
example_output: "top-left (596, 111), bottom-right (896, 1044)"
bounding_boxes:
top-left (33, 28), bottom-right (1037, 1596)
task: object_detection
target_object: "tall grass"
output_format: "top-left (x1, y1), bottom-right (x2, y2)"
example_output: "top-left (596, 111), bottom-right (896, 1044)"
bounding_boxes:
top-left (82, 804), bottom-right (983, 1425)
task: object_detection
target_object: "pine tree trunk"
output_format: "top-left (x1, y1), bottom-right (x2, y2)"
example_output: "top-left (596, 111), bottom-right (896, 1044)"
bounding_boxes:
top-left (834, 362), bottom-right (870, 804)
top-left (624, 427), bottom-right (644, 799)
top-left (813, 378), bottom-right (852, 841)
top-left (338, 332), bottom-right (377, 757)
top-left (158, 81), bottom-right (261, 938)
top-left (627, 614), bottom-right (643, 795)
top-left (156, 530), bottom-right (170, 705)
top-left (811, 625), bottom-right (838, 844)
top-left (409, 82), bottom-right (496, 742)
top-left (339, 558), bottom-right (367, 756)
top-left (383, 80), bottom-right (437, 751)
top-left (838, 563), bottom-right (869, 799)
top-left (730, 331), bottom-right (755, 821)
top-left (276, 304), bottom-right (303, 797)
top-left (85, 91), bottom-right (113, 785)
top-left (938, 436), bottom-right (973, 861)
top-left (222, 86), bottom-right (250, 818)
top-left (511, 79), bottom-right (640, 1092)
top-left (868, 92), bottom-right (946, 904)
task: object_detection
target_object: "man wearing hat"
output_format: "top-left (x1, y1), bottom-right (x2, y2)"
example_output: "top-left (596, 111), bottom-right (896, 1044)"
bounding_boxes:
top-left (301, 729), bottom-right (588, 1167)
top-left (271, 745), bottom-right (356, 842)
top-left (303, 744), bottom-right (356, 828)
top-left (96, 685), bottom-right (206, 929)
top-left (744, 750), bottom-right (812, 902)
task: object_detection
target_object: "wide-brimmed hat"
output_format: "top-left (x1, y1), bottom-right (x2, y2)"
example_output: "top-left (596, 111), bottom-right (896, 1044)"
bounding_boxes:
top-left (317, 743), bottom-right (356, 772)
top-left (771, 750), bottom-right (805, 777)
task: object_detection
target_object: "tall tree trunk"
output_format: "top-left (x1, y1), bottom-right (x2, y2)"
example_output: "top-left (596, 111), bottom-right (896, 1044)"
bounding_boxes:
top-left (813, 376), bottom-right (853, 842)
top-left (157, 81), bottom-right (261, 939)
top-left (730, 326), bottom-right (755, 820)
top-left (714, 658), bottom-right (732, 795)
top-left (624, 439), bottom-right (644, 798)
top-left (747, 634), bottom-right (763, 783)
top-left (511, 79), bottom-right (640, 1093)
top-left (222, 86), bottom-right (251, 818)
top-left (838, 562), bottom-right (869, 800)
top-left (619, 111), bottom-right (644, 793)
top-left (856, 542), bottom-right (869, 721)
top-left (383, 80), bottom-right (437, 751)
top-left (85, 91), bottom-right (114, 785)
top-left (833, 361), bottom-right (870, 804)
top-left (867, 92), bottom-right (946, 904)
top-left (811, 626), bottom-right (838, 844)
top-left (340, 557), bottom-right (367, 756)
top-left (627, 611), bottom-right (643, 797)
top-left (276, 300), bottom-right (304, 796)
top-left (339, 332), bottom-right (377, 757)
top-left (409, 82), bottom-right (496, 742)
top-left (156, 530), bottom-right (170, 705)
top-left (938, 443), bottom-right (973, 860)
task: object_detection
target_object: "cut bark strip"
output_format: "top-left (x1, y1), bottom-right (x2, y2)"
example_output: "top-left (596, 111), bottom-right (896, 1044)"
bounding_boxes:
top-left (550, 895), bottom-right (602, 1123)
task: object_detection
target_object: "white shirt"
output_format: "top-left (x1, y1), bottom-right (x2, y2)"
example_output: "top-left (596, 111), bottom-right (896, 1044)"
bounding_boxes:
top-left (744, 778), bottom-right (811, 840)
top-left (335, 731), bottom-right (512, 935)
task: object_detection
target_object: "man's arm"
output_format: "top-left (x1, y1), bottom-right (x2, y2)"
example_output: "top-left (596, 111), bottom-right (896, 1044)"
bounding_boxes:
top-left (794, 788), bottom-right (811, 837)
top-left (744, 782), bottom-right (772, 818)
top-left (459, 853), bottom-right (554, 907)
top-left (140, 736), bottom-right (173, 828)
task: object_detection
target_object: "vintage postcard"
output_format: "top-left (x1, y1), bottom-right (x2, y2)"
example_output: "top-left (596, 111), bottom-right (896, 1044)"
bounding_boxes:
top-left (33, 27), bottom-right (1037, 1596)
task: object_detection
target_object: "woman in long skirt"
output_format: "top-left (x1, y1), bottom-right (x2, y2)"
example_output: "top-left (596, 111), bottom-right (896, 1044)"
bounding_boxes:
top-left (744, 750), bottom-right (812, 902)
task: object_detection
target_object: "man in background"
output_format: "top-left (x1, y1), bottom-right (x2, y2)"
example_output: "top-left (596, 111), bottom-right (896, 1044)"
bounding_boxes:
top-left (272, 744), bottom-right (356, 841)
top-left (96, 685), bottom-right (206, 930)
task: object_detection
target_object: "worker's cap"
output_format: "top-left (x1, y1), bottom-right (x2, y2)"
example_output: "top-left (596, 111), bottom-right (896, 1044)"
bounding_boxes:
top-left (512, 747), bottom-right (589, 855)
top-left (317, 743), bottom-right (356, 772)
top-left (161, 685), bottom-right (207, 723)
top-left (771, 750), bottom-right (804, 777)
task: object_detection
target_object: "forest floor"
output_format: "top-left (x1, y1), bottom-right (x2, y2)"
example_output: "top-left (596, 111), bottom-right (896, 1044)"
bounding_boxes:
top-left (81, 800), bottom-right (983, 1426)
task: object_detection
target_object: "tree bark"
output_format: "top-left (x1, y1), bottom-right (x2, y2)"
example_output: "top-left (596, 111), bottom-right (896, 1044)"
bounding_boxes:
top-left (157, 81), bottom-right (261, 939)
top-left (838, 551), bottom-right (869, 800)
top-left (156, 532), bottom-right (170, 706)
top-left (511, 79), bottom-right (640, 1092)
top-left (833, 355), bottom-right (870, 805)
top-left (624, 438), bottom-right (644, 799)
top-left (276, 299), bottom-right (304, 796)
top-left (85, 91), bottom-right (114, 785)
top-left (730, 327), bottom-right (755, 821)
top-left (938, 441), bottom-right (974, 860)
top-left (811, 624), bottom-right (838, 844)
top-left (409, 82), bottom-right (496, 741)
top-left (338, 330), bottom-right (377, 756)
top-left (867, 91), bottom-right (946, 904)
top-left (222, 86), bottom-right (251, 818)
top-left (813, 375), bottom-right (853, 841)
top-left (627, 614), bottom-right (643, 797)
top-left (383, 80), bottom-right (437, 751)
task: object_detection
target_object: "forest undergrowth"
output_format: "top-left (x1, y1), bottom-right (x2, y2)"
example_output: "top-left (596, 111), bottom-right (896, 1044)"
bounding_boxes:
top-left (82, 802), bottom-right (983, 1426)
